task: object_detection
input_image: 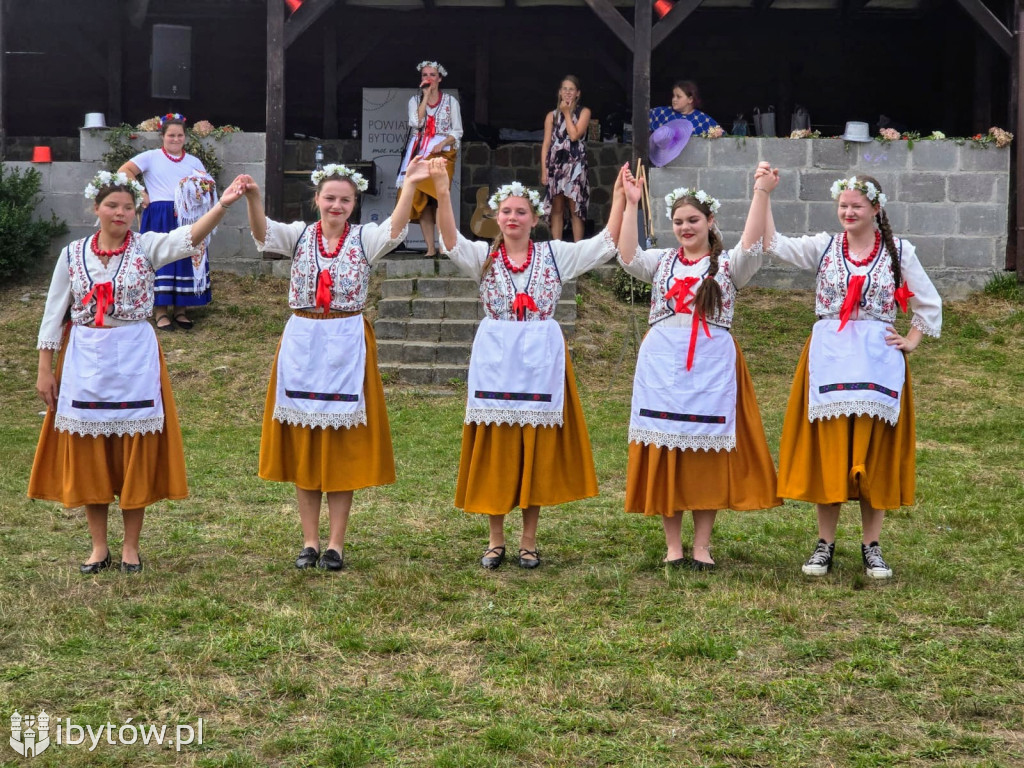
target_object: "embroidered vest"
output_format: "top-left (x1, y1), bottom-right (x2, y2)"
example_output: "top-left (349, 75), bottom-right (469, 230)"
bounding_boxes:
top-left (425, 94), bottom-right (457, 139)
top-left (289, 224), bottom-right (371, 311)
top-left (816, 233), bottom-right (901, 323)
top-left (67, 234), bottom-right (154, 325)
top-left (479, 242), bottom-right (561, 321)
top-left (648, 249), bottom-right (735, 328)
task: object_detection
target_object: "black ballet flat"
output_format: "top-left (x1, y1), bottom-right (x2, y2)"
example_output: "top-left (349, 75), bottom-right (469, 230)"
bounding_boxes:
top-left (318, 548), bottom-right (344, 571)
top-left (295, 547), bottom-right (320, 569)
top-left (663, 557), bottom-right (688, 568)
top-left (689, 559), bottom-right (717, 572)
top-left (518, 549), bottom-right (541, 570)
top-left (480, 546), bottom-right (506, 570)
top-left (80, 551), bottom-right (111, 574)
top-left (119, 557), bottom-right (144, 574)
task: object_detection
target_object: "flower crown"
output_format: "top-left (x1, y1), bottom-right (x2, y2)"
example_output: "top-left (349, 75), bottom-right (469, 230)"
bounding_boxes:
top-left (416, 60), bottom-right (447, 77)
top-left (830, 176), bottom-right (887, 207)
top-left (159, 112), bottom-right (186, 126)
top-left (84, 171), bottom-right (146, 207)
top-left (664, 187), bottom-right (721, 219)
top-left (488, 182), bottom-right (544, 217)
top-left (310, 164), bottom-right (369, 192)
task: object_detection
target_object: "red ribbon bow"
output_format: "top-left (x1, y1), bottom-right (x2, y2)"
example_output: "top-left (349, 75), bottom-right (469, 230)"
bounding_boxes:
top-left (687, 312), bottom-right (712, 371)
top-left (664, 276), bottom-right (701, 315)
top-left (315, 269), bottom-right (333, 314)
top-left (512, 292), bottom-right (538, 321)
top-left (415, 114), bottom-right (437, 156)
top-left (838, 274), bottom-right (866, 332)
top-left (84, 282), bottom-right (113, 327)
top-left (893, 283), bottom-right (915, 313)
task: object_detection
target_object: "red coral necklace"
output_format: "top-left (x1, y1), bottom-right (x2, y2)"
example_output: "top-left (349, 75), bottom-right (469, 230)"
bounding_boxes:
top-left (843, 231), bottom-right (881, 267)
top-left (316, 221), bottom-right (350, 258)
top-left (91, 231), bottom-right (131, 261)
top-left (676, 248), bottom-right (709, 266)
top-left (162, 147), bottom-right (185, 163)
top-left (498, 242), bottom-right (533, 273)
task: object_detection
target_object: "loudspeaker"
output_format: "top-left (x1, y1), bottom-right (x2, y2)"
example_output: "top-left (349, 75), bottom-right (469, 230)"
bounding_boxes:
top-left (151, 24), bottom-right (191, 100)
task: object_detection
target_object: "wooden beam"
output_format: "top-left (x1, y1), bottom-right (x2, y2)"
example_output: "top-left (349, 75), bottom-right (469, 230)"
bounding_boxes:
top-left (284, 0), bottom-right (337, 49)
top-left (584, 0), bottom-right (634, 52)
top-left (323, 23), bottom-right (338, 139)
top-left (952, 0), bottom-right (1013, 57)
top-left (266, 0), bottom-right (286, 220)
top-left (652, 0), bottom-right (702, 50)
top-left (1014, 7), bottom-right (1024, 278)
top-left (632, 0), bottom-right (651, 164)
top-left (0, 0), bottom-right (6, 159)
top-left (474, 38), bottom-right (489, 125)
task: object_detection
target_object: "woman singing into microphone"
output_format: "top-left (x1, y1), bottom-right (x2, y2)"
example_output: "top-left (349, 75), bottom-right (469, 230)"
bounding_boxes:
top-left (397, 60), bottom-right (463, 257)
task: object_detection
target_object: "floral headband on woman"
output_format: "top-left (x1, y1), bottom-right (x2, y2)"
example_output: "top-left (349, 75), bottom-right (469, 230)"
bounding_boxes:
top-left (830, 176), bottom-right (887, 207)
top-left (159, 112), bottom-right (186, 126)
top-left (84, 171), bottom-right (146, 207)
top-left (310, 164), bottom-right (369, 191)
top-left (664, 187), bottom-right (721, 219)
top-left (416, 61), bottom-right (448, 77)
top-left (488, 182), bottom-right (545, 217)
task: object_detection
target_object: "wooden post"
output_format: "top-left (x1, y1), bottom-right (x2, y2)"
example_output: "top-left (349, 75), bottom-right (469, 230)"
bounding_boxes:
top-left (632, 0), bottom-right (652, 165)
top-left (1016, 7), bottom-right (1024, 279)
top-left (0, 0), bottom-right (6, 159)
top-left (108, 1), bottom-right (123, 127)
top-left (323, 23), bottom-right (338, 140)
top-left (266, 0), bottom-right (286, 220)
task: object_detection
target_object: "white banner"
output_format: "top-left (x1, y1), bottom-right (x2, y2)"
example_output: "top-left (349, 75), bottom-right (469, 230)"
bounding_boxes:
top-left (361, 87), bottom-right (461, 251)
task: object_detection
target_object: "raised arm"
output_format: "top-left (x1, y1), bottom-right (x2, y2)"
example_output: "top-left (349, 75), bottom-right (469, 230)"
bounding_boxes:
top-left (616, 165), bottom-right (642, 265)
top-left (428, 157), bottom-right (459, 252)
top-left (238, 174), bottom-right (268, 245)
top-left (187, 175), bottom-right (245, 245)
top-left (740, 162), bottom-right (778, 251)
top-left (391, 155), bottom-right (431, 239)
top-left (603, 162), bottom-right (628, 244)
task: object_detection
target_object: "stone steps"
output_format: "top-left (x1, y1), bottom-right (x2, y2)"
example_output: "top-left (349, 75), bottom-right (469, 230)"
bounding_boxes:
top-left (372, 268), bottom-right (578, 385)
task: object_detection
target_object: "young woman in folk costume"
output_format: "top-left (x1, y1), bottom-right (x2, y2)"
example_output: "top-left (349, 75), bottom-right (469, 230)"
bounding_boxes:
top-left (767, 175), bottom-right (942, 579)
top-left (616, 163), bottom-right (782, 570)
top-left (29, 170), bottom-right (246, 574)
top-left (119, 114), bottom-right (211, 330)
top-left (398, 60), bottom-right (463, 257)
top-left (541, 75), bottom-right (591, 242)
top-left (426, 157), bottom-right (626, 569)
top-left (239, 158), bottom-right (431, 571)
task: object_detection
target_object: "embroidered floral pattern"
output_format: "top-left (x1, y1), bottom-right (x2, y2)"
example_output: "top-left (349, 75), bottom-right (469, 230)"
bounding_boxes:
top-left (816, 234), bottom-right (900, 323)
top-left (647, 248), bottom-right (736, 328)
top-left (67, 234), bottom-right (156, 327)
top-left (628, 427), bottom-right (736, 452)
top-left (479, 241), bottom-right (562, 321)
top-left (289, 223), bottom-right (372, 311)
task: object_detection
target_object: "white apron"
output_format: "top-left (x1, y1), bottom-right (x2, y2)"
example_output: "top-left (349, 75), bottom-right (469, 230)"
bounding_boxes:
top-left (808, 318), bottom-right (905, 425)
top-left (466, 318), bottom-right (566, 428)
top-left (629, 324), bottom-right (737, 452)
top-left (274, 314), bottom-right (367, 429)
top-left (55, 323), bottom-right (164, 437)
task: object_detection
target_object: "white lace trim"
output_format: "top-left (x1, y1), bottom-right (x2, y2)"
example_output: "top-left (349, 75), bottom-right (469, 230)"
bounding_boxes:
top-left (911, 314), bottom-right (941, 338)
top-left (54, 414), bottom-right (165, 437)
top-left (170, 224), bottom-right (200, 255)
top-left (273, 405), bottom-right (368, 430)
top-left (38, 338), bottom-right (63, 351)
top-left (252, 219), bottom-right (272, 250)
top-left (808, 400), bottom-right (900, 426)
top-left (628, 427), bottom-right (736, 452)
top-left (765, 232), bottom-right (781, 256)
top-left (465, 408), bottom-right (564, 428)
top-left (596, 227), bottom-right (616, 255)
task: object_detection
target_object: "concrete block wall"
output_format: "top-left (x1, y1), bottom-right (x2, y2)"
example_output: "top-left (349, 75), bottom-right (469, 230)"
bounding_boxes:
top-left (651, 137), bottom-right (1011, 298)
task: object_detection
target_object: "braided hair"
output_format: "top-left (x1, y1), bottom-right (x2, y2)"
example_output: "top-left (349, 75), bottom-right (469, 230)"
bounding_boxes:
top-left (671, 196), bottom-right (724, 320)
top-left (856, 174), bottom-right (901, 288)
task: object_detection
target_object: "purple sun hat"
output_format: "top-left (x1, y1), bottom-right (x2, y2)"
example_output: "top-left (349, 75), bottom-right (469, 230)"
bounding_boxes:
top-left (649, 119), bottom-right (695, 167)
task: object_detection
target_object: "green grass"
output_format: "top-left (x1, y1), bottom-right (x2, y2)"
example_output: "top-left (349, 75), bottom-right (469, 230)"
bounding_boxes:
top-left (1, 271), bottom-right (1022, 767)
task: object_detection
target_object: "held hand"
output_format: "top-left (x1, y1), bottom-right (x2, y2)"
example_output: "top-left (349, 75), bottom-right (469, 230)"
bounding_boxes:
top-left (236, 174), bottom-right (262, 200)
top-left (753, 166), bottom-right (780, 194)
top-left (403, 155), bottom-right (431, 184)
top-left (36, 371), bottom-right (58, 410)
top-left (885, 326), bottom-right (919, 352)
top-left (624, 174), bottom-right (643, 205)
top-left (614, 163), bottom-right (627, 195)
top-left (427, 157), bottom-right (450, 190)
top-left (219, 175), bottom-right (249, 207)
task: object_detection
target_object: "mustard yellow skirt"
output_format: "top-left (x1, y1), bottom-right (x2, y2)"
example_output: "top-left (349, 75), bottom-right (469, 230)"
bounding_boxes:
top-left (258, 315), bottom-right (395, 492)
top-left (455, 352), bottom-right (598, 515)
top-left (625, 340), bottom-right (781, 516)
top-left (410, 147), bottom-right (457, 222)
top-left (27, 325), bottom-right (188, 510)
top-left (777, 336), bottom-right (915, 509)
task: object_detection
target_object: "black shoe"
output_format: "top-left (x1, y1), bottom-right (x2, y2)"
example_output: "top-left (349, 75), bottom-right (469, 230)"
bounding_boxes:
top-left (174, 313), bottom-right (194, 330)
top-left (664, 557), bottom-right (688, 568)
top-left (480, 545), bottom-right (506, 570)
top-left (119, 557), bottom-right (144, 574)
top-left (518, 548), bottom-right (541, 569)
top-left (295, 546), bottom-right (320, 569)
top-left (80, 551), bottom-right (111, 574)
top-left (319, 548), bottom-right (344, 571)
top-left (689, 559), bottom-right (716, 572)
top-left (155, 315), bottom-right (174, 332)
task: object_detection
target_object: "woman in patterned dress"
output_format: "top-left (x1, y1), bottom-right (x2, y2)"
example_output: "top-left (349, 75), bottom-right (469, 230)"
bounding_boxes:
top-left (541, 75), bottom-right (591, 242)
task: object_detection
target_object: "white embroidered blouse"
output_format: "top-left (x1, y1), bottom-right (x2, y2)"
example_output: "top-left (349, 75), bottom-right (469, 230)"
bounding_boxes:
top-left (769, 232), bottom-right (943, 337)
top-left (618, 241), bottom-right (766, 329)
top-left (406, 93), bottom-right (463, 149)
top-left (37, 227), bottom-right (201, 350)
top-left (440, 229), bottom-right (618, 320)
top-left (254, 217), bottom-right (407, 312)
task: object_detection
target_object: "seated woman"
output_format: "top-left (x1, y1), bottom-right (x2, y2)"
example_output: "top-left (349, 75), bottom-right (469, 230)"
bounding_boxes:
top-left (648, 80), bottom-right (719, 136)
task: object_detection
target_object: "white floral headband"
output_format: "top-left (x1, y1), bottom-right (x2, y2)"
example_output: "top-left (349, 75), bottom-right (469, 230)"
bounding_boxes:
top-left (664, 187), bottom-right (721, 220)
top-left (84, 171), bottom-right (146, 207)
top-left (488, 182), bottom-right (544, 217)
top-left (830, 176), bottom-right (887, 207)
top-left (310, 164), bottom-right (369, 192)
top-left (416, 61), bottom-right (447, 77)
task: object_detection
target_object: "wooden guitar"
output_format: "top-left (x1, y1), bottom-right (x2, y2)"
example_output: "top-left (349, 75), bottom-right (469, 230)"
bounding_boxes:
top-left (469, 186), bottom-right (501, 240)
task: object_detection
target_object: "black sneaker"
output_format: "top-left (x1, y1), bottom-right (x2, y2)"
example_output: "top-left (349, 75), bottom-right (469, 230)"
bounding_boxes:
top-left (319, 548), bottom-right (344, 571)
top-left (862, 541), bottom-right (893, 579)
top-left (295, 546), bottom-right (320, 569)
top-left (801, 539), bottom-right (835, 576)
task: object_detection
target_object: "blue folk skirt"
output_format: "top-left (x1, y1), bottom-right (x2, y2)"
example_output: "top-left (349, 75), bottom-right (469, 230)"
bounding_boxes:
top-left (143, 201), bottom-right (212, 307)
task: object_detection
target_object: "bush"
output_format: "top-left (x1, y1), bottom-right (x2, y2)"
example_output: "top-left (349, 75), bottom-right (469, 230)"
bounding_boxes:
top-left (0, 165), bottom-right (68, 281)
top-left (983, 271), bottom-right (1023, 302)
top-left (610, 265), bottom-right (652, 304)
